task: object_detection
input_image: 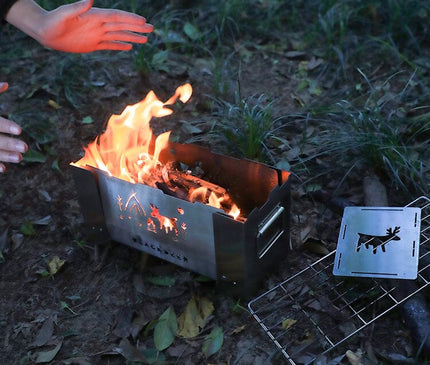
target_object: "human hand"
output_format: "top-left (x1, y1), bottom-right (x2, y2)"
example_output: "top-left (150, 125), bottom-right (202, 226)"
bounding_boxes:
top-left (7, 0), bottom-right (154, 53)
top-left (0, 83), bottom-right (28, 173)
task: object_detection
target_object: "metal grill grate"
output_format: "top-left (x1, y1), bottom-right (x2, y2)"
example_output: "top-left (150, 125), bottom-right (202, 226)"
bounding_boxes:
top-left (248, 196), bottom-right (430, 364)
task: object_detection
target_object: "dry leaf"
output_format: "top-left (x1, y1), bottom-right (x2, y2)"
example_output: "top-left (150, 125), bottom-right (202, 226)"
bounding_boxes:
top-left (112, 338), bottom-right (147, 363)
top-left (48, 256), bottom-right (65, 276)
top-left (231, 325), bottom-right (246, 335)
top-left (34, 341), bottom-right (62, 363)
top-left (47, 100), bottom-right (61, 110)
top-left (31, 316), bottom-right (54, 347)
top-left (177, 296), bottom-right (214, 338)
top-left (281, 318), bottom-right (297, 330)
top-left (345, 349), bottom-right (363, 365)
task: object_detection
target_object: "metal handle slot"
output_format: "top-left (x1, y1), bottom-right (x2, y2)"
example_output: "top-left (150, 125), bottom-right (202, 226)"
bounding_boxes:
top-left (257, 205), bottom-right (285, 259)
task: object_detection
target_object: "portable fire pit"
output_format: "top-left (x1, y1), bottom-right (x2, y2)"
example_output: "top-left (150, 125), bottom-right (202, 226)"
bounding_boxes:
top-left (70, 84), bottom-right (291, 297)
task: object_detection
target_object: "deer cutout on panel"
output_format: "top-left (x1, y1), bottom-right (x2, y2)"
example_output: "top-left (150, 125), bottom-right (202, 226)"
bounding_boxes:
top-left (356, 226), bottom-right (401, 254)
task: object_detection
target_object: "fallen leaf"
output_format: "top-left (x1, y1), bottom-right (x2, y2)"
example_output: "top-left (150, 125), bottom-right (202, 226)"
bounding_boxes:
top-left (38, 189), bottom-right (52, 202)
top-left (177, 296), bottom-right (214, 338)
top-left (146, 275), bottom-right (176, 287)
top-left (154, 306), bottom-right (178, 351)
top-left (11, 233), bottom-right (23, 250)
top-left (231, 325), bottom-right (246, 335)
top-left (62, 357), bottom-right (92, 365)
top-left (282, 318), bottom-right (297, 330)
top-left (81, 116), bottom-right (93, 124)
top-left (141, 348), bottom-right (166, 363)
top-left (285, 50), bottom-right (307, 59)
top-left (31, 316), bottom-right (54, 347)
top-left (112, 307), bottom-right (133, 339)
top-left (47, 99), bottom-right (61, 110)
top-left (23, 149), bottom-right (47, 163)
top-left (180, 121), bottom-right (203, 135)
top-left (130, 311), bottom-right (152, 339)
top-left (307, 57), bottom-right (324, 71)
top-left (183, 22), bottom-right (201, 41)
top-left (48, 256), bottom-right (65, 276)
top-left (32, 216), bottom-right (52, 226)
top-left (20, 220), bottom-right (35, 236)
top-left (112, 338), bottom-right (147, 363)
top-left (202, 326), bottom-right (223, 358)
top-left (166, 343), bottom-right (193, 358)
top-left (34, 341), bottom-right (62, 363)
top-left (303, 240), bottom-right (330, 255)
top-left (345, 349), bottom-right (363, 365)
top-left (133, 274), bottom-right (186, 299)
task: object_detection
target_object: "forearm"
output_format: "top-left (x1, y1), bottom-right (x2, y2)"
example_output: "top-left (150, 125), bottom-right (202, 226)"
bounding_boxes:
top-left (4, 0), bottom-right (47, 42)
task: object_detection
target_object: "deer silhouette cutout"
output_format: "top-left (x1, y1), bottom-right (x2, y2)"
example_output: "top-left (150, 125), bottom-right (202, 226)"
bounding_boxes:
top-left (149, 203), bottom-right (179, 235)
top-left (356, 226), bottom-right (401, 254)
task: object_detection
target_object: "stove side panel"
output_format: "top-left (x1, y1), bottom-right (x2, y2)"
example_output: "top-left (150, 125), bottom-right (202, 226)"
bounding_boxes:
top-left (70, 165), bottom-right (110, 244)
top-left (96, 171), bottom-right (219, 279)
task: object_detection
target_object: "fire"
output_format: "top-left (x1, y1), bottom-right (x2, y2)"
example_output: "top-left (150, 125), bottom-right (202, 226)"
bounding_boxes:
top-left (72, 84), bottom-right (241, 220)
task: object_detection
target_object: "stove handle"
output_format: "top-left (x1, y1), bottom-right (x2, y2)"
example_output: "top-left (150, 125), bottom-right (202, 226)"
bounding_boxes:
top-left (257, 205), bottom-right (285, 259)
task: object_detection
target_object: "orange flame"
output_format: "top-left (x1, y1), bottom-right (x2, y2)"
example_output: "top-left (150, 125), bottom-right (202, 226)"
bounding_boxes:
top-left (72, 84), bottom-right (241, 220)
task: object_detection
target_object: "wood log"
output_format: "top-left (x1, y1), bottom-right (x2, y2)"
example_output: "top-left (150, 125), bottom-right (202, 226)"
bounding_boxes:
top-left (145, 165), bottom-right (239, 216)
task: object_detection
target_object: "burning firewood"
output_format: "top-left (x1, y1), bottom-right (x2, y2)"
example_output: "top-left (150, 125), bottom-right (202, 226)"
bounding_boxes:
top-left (72, 83), bottom-right (241, 220)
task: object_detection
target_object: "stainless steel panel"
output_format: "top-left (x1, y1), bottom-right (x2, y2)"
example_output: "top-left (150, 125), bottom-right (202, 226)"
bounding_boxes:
top-left (96, 170), bottom-right (222, 279)
top-left (333, 206), bottom-right (421, 279)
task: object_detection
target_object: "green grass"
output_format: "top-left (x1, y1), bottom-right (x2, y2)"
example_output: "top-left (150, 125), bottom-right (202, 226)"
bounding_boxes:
top-left (288, 72), bottom-right (430, 195)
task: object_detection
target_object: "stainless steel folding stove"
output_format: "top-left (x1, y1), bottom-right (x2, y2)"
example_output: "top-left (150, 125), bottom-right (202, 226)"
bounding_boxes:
top-left (71, 141), bottom-right (291, 297)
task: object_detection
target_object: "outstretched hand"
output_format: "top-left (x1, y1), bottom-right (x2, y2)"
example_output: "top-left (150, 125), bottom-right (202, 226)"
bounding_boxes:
top-left (7, 0), bottom-right (154, 53)
top-left (0, 83), bottom-right (28, 173)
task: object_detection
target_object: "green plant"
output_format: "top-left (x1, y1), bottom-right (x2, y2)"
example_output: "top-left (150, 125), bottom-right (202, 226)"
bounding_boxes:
top-left (134, 44), bottom-right (169, 77)
top-left (296, 73), bottom-right (430, 195)
top-left (210, 91), bottom-right (278, 162)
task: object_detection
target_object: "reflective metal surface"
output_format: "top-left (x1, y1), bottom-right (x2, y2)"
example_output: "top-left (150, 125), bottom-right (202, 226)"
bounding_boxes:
top-left (333, 206), bottom-right (421, 279)
top-left (71, 141), bottom-right (291, 297)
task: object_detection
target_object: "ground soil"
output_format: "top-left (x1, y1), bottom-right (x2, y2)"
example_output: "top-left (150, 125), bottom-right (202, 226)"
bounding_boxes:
top-left (0, 28), bottom-right (428, 365)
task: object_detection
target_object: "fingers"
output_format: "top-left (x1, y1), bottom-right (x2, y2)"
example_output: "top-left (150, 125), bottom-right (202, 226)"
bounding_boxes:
top-left (0, 133), bottom-right (27, 172)
top-left (0, 133), bottom-right (27, 155)
top-left (0, 117), bottom-right (28, 171)
top-left (0, 148), bottom-right (24, 163)
top-left (96, 21), bottom-right (153, 51)
top-left (92, 8), bottom-right (153, 27)
top-left (0, 82), bottom-right (8, 93)
top-left (102, 31), bottom-right (149, 44)
top-left (0, 116), bottom-right (23, 135)
top-left (103, 21), bottom-right (154, 34)
top-left (0, 84), bottom-right (24, 173)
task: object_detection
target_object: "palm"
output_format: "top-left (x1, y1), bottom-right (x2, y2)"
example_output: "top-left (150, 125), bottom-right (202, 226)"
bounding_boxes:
top-left (39, 1), bottom-right (153, 53)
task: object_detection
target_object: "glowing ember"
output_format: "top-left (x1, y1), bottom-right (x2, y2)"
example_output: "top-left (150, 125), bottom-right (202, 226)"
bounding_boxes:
top-left (72, 84), bottom-right (241, 219)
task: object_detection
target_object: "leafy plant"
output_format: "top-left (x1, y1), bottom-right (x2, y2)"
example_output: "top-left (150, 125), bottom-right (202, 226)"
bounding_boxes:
top-left (210, 89), bottom-right (288, 163)
top-left (294, 72), bottom-right (430, 195)
top-left (134, 44), bottom-right (170, 78)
